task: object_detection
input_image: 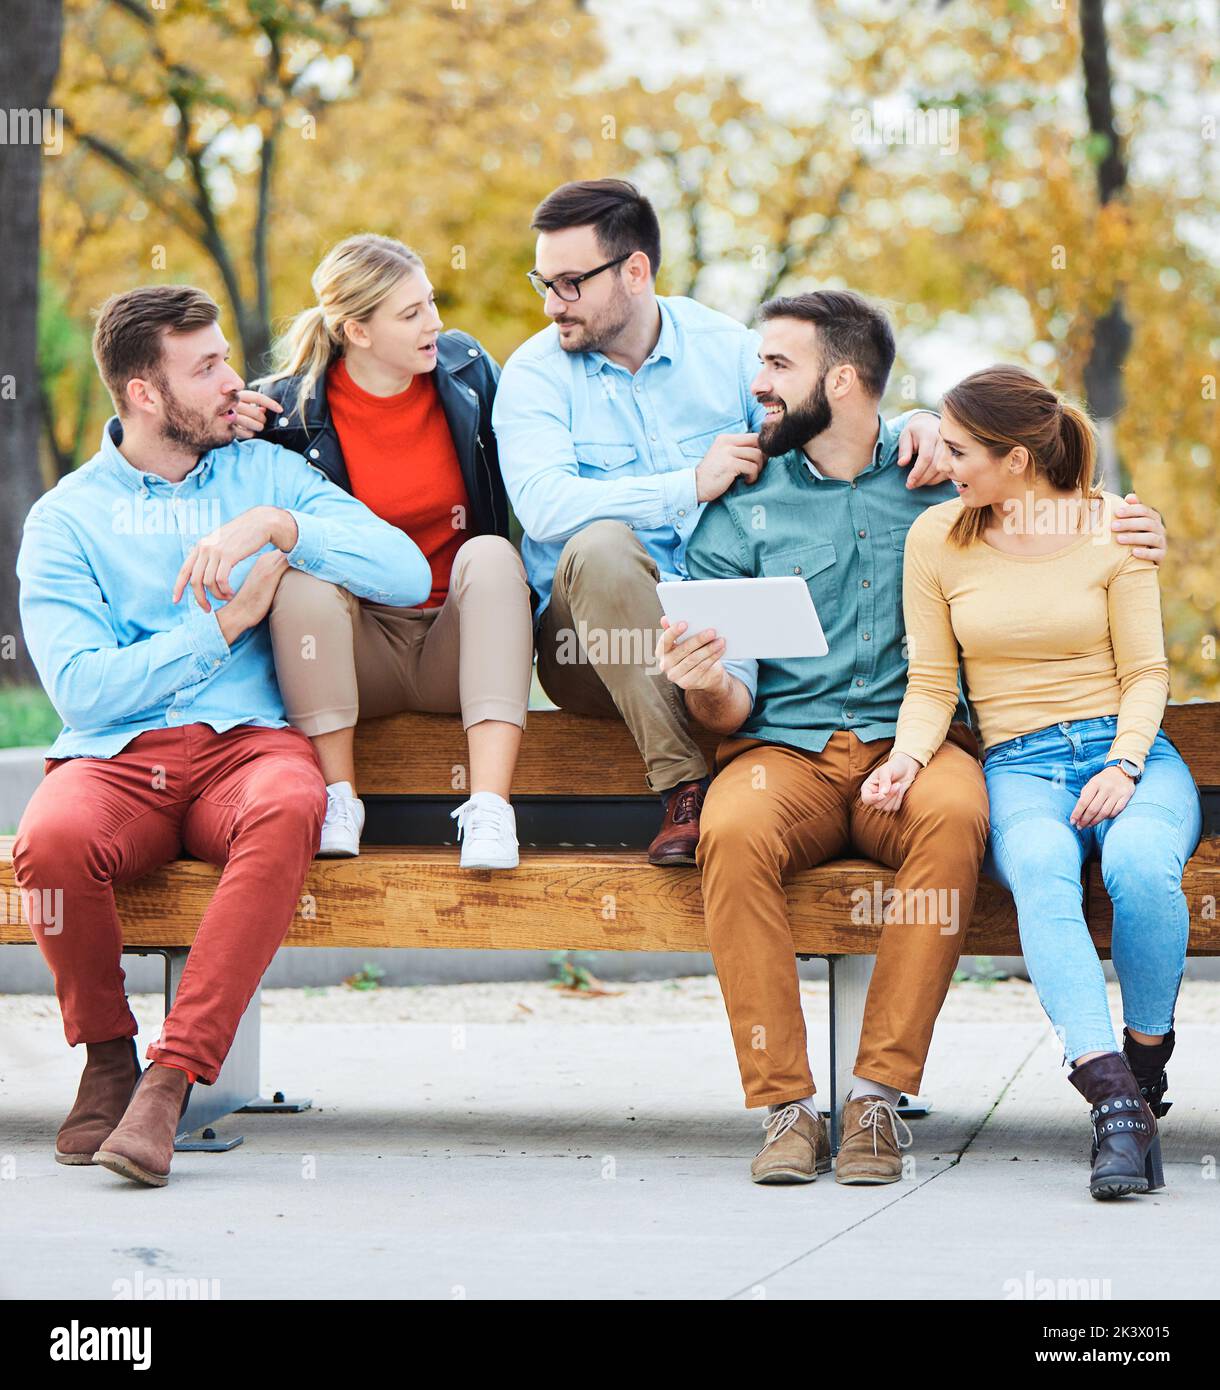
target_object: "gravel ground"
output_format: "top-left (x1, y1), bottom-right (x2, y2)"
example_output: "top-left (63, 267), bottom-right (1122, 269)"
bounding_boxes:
top-left (5, 975), bottom-right (1220, 1028)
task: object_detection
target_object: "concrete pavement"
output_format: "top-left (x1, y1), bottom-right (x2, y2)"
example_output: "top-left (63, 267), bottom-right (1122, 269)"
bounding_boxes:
top-left (2, 981), bottom-right (1218, 1301)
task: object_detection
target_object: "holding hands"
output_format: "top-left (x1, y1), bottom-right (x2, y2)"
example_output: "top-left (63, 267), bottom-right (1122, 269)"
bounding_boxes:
top-left (859, 751), bottom-right (923, 813)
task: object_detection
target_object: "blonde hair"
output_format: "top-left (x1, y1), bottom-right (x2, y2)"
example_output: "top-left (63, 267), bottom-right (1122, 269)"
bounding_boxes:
top-left (262, 234), bottom-right (425, 420)
top-left (942, 365), bottom-right (1100, 548)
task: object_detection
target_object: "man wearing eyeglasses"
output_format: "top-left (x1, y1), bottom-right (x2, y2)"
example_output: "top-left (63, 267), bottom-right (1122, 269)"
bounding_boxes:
top-left (492, 178), bottom-right (943, 865)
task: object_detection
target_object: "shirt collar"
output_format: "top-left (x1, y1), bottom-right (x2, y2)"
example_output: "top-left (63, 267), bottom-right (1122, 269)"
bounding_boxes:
top-left (800, 413), bottom-right (896, 481)
top-left (582, 297), bottom-right (677, 377)
top-left (101, 416), bottom-right (221, 491)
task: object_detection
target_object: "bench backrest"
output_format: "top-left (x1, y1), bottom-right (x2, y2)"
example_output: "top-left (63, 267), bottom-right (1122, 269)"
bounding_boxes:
top-left (354, 703), bottom-right (1220, 799)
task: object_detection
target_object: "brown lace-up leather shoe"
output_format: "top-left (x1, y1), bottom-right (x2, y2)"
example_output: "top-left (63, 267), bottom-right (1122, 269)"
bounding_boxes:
top-left (750, 1103), bottom-right (832, 1184)
top-left (647, 779), bottom-right (706, 866)
top-left (95, 1064), bottom-right (192, 1188)
top-left (834, 1096), bottom-right (912, 1185)
top-left (55, 1036), bottom-right (142, 1166)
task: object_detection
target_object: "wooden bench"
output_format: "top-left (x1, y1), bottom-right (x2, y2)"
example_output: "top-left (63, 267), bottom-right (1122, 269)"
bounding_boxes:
top-left (2, 702), bottom-right (1217, 1150)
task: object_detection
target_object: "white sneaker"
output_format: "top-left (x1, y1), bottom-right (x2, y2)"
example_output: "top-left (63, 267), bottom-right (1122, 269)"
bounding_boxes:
top-left (450, 792), bottom-right (519, 870)
top-left (317, 781), bottom-right (365, 858)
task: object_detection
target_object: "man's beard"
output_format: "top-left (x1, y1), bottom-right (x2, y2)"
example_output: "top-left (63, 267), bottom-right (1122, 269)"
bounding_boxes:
top-left (553, 281), bottom-right (634, 355)
top-left (158, 379), bottom-right (237, 454)
top-left (758, 373), bottom-right (833, 458)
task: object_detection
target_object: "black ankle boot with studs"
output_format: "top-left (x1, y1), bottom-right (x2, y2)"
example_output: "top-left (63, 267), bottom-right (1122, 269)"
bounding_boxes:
top-left (1069, 1051), bottom-right (1164, 1201)
top-left (1122, 1026), bottom-right (1175, 1119)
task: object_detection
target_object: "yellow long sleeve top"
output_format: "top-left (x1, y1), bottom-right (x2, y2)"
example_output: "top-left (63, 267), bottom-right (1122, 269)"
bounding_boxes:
top-left (893, 494), bottom-right (1169, 770)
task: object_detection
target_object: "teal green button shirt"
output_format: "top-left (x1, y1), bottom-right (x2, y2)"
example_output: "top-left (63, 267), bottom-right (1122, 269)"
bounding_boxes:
top-left (684, 413), bottom-right (969, 754)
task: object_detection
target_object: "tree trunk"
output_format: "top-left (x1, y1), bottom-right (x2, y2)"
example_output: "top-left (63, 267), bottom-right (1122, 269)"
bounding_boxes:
top-left (1079, 0), bottom-right (1130, 492)
top-left (0, 0), bottom-right (65, 685)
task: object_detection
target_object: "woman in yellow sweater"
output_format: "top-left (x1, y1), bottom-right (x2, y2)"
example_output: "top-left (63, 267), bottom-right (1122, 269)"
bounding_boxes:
top-left (861, 365), bottom-right (1202, 1201)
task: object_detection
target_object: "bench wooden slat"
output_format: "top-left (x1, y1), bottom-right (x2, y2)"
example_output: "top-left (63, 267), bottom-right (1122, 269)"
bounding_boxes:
top-left (3, 837), bottom-right (1216, 956)
top-left (353, 708), bottom-right (717, 797)
top-left (355, 703), bottom-right (1220, 797)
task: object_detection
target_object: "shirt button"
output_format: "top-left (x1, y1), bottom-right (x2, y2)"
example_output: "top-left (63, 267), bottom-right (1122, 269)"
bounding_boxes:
top-left (309, 448), bottom-right (320, 459)
top-left (793, 565), bottom-right (802, 575)
top-left (862, 632), bottom-right (871, 641)
top-left (851, 481), bottom-right (857, 490)
top-left (468, 347), bottom-right (479, 357)
top-left (634, 384), bottom-right (642, 394)
top-left (677, 509), bottom-right (686, 518)
top-left (845, 710), bottom-right (855, 719)
top-left (650, 434), bottom-right (658, 442)
top-left (862, 580), bottom-right (870, 588)
top-left (469, 387), bottom-right (477, 397)
top-left (858, 530), bottom-right (867, 538)
top-left (213, 659), bottom-right (222, 668)
top-left (856, 679), bottom-right (865, 687)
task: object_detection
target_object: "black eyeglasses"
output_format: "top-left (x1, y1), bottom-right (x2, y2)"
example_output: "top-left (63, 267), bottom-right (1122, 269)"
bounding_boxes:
top-left (526, 254), bottom-right (630, 302)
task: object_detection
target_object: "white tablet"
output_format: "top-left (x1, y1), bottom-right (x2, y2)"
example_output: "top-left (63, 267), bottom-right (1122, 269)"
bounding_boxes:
top-left (656, 577), bottom-right (829, 661)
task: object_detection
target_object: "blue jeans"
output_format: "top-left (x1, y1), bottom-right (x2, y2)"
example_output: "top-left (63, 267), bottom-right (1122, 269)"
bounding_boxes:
top-left (982, 716), bottom-right (1202, 1062)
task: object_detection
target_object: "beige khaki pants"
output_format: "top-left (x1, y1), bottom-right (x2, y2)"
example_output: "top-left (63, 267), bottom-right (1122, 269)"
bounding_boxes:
top-left (536, 520), bottom-right (707, 793)
top-left (269, 534), bottom-right (533, 735)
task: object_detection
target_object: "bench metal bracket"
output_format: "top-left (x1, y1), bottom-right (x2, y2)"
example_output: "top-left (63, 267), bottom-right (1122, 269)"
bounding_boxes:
top-left (125, 947), bottom-right (311, 1153)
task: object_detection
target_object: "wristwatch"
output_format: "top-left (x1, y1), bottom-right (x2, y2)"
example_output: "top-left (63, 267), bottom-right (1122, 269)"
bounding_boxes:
top-left (1103, 757), bottom-right (1142, 783)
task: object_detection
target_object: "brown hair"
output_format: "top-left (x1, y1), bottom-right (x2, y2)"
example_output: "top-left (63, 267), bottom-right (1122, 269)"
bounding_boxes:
top-left (531, 178), bottom-right (662, 279)
top-left (941, 365), bottom-right (1100, 547)
top-left (759, 288), bottom-right (896, 398)
top-left (92, 285), bottom-right (220, 414)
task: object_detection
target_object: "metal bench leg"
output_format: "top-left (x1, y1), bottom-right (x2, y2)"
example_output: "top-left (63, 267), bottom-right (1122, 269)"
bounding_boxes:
top-left (826, 954), bottom-right (874, 1153)
top-left (127, 947), bottom-right (310, 1153)
top-left (819, 953), bottom-right (934, 1153)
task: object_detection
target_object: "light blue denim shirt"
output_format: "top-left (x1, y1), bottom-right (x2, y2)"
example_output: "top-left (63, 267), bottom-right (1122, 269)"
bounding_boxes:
top-left (18, 418), bottom-right (433, 760)
top-left (492, 295), bottom-right (767, 616)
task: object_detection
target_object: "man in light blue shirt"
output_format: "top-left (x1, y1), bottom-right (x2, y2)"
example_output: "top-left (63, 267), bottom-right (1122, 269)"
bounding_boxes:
top-left (493, 179), bottom-right (942, 866)
top-left (14, 285), bottom-right (430, 1187)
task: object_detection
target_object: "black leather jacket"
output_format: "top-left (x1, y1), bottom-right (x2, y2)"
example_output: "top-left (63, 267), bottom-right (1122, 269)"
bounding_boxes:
top-left (257, 329), bottom-right (509, 538)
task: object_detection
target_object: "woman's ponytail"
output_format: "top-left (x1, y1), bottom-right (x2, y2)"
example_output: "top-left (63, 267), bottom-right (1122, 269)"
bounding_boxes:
top-left (1056, 399), bottom-right (1097, 498)
top-left (257, 234), bottom-right (426, 424)
top-left (263, 304), bottom-right (342, 423)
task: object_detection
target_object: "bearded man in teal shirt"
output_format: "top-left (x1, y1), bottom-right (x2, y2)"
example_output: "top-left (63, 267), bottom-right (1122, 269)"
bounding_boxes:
top-left (659, 289), bottom-right (1168, 1186)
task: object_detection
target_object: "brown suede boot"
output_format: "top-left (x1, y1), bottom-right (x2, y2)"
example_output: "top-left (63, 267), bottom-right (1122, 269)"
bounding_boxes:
top-left (834, 1095), bottom-right (912, 1185)
top-left (750, 1103), bottom-right (832, 1184)
top-left (55, 1036), bottom-right (142, 1166)
top-left (94, 1064), bottom-right (192, 1188)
